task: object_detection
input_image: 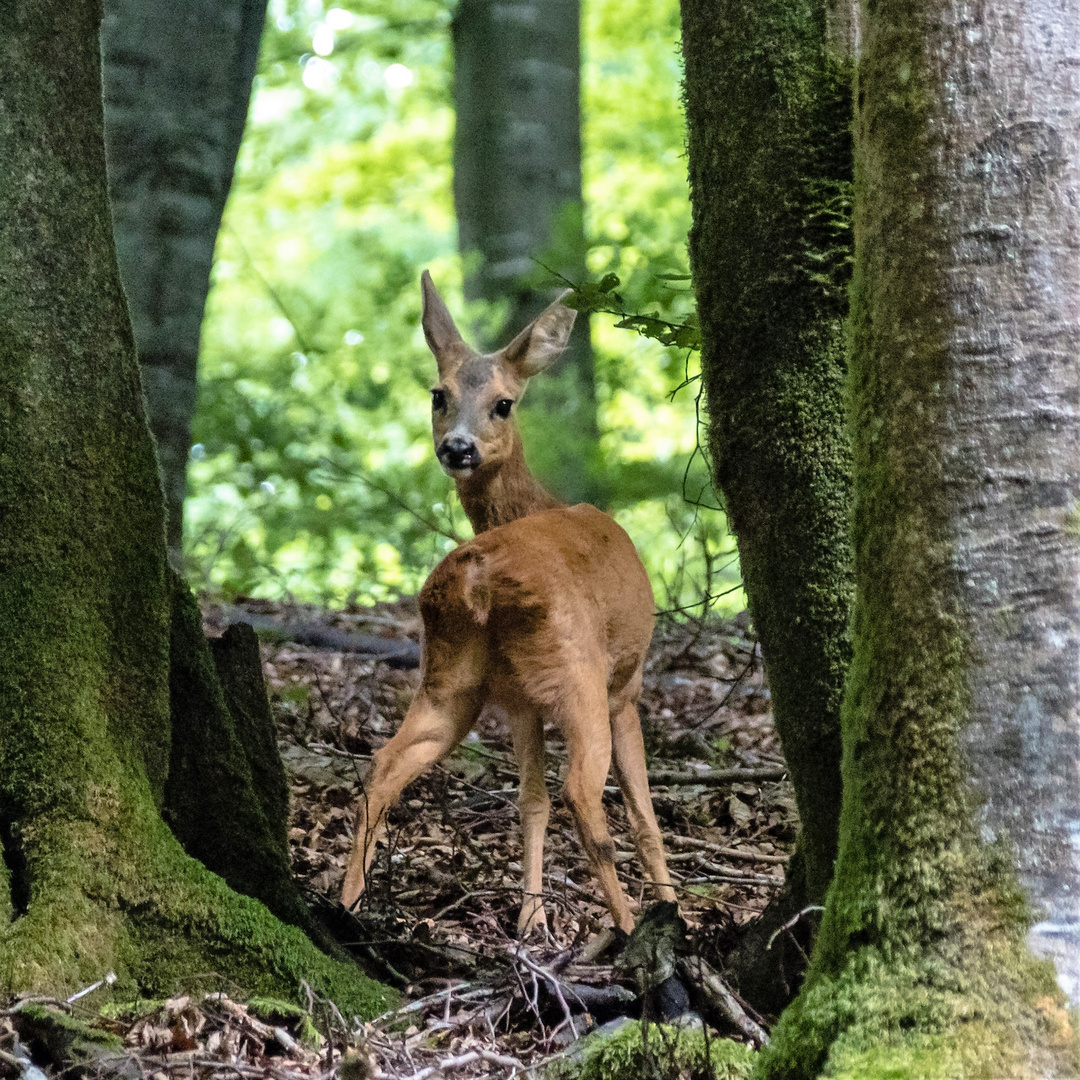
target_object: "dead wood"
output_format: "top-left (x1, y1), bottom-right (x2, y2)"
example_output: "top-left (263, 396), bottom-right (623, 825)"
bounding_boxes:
top-left (221, 609), bottom-right (420, 667)
top-left (647, 766), bottom-right (787, 785)
top-left (676, 955), bottom-right (769, 1048)
top-left (669, 834), bottom-right (788, 864)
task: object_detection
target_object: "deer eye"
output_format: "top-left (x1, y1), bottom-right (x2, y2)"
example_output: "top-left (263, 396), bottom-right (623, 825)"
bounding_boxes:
top-left (431, 388), bottom-right (447, 411)
top-left (492, 398), bottom-right (514, 419)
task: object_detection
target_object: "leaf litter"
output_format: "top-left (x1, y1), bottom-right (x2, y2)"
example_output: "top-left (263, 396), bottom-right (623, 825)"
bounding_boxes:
top-left (0, 601), bottom-right (795, 1080)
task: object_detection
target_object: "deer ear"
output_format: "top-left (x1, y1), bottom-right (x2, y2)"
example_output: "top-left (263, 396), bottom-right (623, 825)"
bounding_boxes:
top-left (501, 291), bottom-right (577, 378)
top-left (421, 271), bottom-right (465, 368)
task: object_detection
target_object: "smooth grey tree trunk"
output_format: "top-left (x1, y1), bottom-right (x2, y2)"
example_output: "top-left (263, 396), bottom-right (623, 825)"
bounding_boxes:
top-left (760, 0), bottom-right (1080, 1074)
top-left (452, 0), bottom-right (598, 505)
top-left (101, 0), bottom-right (267, 567)
top-left (939, 0), bottom-right (1080, 1006)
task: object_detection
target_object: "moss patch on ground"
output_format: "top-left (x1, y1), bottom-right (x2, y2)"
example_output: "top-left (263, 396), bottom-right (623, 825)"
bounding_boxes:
top-left (549, 1020), bottom-right (755, 1080)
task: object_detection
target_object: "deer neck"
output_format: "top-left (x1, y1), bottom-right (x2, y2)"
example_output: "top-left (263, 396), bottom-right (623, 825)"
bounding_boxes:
top-left (456, 429), bottom-right (562, 534)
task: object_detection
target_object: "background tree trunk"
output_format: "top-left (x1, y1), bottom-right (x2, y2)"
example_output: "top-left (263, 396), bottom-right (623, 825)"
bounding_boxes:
top-left (0, 1), bottom-right (386, 1013)
top-left (452, 0), bottom-right (599, 505)
top-left (760, 0), bottom-right (1080, 1074)
top-left (680, 0), bottom-right (855, 1012)
top-left (101, 0), bottom-right (268, 568)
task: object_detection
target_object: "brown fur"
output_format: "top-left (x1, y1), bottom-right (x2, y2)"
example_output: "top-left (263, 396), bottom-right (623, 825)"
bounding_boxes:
top-left (340, 273), bottom-right (675, 934)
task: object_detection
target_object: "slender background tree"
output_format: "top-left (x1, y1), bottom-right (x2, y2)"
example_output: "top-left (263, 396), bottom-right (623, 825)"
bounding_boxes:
top-left (760, 0), bottom-right (1080, 1073)
top-left (452, 0), bottom-right (599, 504)
top-left (101, 0), bottom-right (268, 568)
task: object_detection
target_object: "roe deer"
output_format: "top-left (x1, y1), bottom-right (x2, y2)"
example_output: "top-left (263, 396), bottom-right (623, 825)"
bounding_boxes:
top-left (340, 272), bottom-right (675, 935)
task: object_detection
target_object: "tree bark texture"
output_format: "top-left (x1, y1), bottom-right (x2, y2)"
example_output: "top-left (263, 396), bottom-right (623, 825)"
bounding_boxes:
top-left (101, 0), bottom-right (267, 567)
top-left (680, 0), bottom-right (855, 1009)
top-left (164, 575), bottom-right (335, 949)
top-left (760, 0), bottom-right (1080, 1074)
top-left (940, 3), bottom-right (1080, 1009)
top-left (452, 0), bottom-right (598, 505)
top-left (0, 2), bottom-right (386, 1014)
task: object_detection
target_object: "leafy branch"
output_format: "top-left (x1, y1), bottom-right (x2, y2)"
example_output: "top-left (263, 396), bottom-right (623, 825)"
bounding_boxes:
top-left (545, 268), bottom-right (703, 352)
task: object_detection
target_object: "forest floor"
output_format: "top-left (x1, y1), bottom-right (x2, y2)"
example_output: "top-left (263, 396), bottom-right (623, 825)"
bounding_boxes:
top-left (231, 596), bottom-right (791, 1076)
top-left (0, 600), bottom-right (795, 1080)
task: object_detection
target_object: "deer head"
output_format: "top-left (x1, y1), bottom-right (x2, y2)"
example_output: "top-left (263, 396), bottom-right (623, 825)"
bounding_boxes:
top-left (420, 270), bottom-right (577, 478)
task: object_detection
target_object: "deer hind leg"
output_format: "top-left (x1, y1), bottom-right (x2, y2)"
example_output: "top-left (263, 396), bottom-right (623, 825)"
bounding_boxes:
top-left (509, 709), bottom-right (551, 936)
top-left (611, 698), bottom-right (677, 904)
top-left (559, 686), bottom-right (636, 934)
top-left (341, 689), bottom-right (479, 910)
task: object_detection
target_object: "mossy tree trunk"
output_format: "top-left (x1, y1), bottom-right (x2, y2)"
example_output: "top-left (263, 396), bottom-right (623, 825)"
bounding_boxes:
top-left (760, 0), bottom-right (1080, 1074)
top-left (101, 0), bottom-right (268, 568)
top-left (163, 573), bottom-right (339, 951)
top-left (0, 2), bottom-right (387, 1016)
top-left (679, 0), bottom-right (855, 1011)
top-left (452, 0), bottom-right (599, 505)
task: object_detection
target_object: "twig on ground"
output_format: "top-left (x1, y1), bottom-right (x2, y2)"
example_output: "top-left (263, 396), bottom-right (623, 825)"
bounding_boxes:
top-left (510, 947), bottom-right (578, 1040)
top-left (430, 890), bottom-right (507, 922)
top-left (766, 905), bottom-right (825, 950)
top-left (2, 997), bottom-right (73, 1015)
top-left (367, 984), bottom-right (488, 1029)
top-left (680, 870), bottom-right (781, 887)
top-left (647, 766), bottom-right (786, 785)
top-left (669, 835), bottom-right (788, 864)
top-left (380, 1047), bottom-right (526, 1080)
top-left (684, 646), bottom-right (759, 730)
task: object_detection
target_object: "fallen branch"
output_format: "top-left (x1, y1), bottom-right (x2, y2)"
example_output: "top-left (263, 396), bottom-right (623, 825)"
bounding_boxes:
top-left (648, 766), bottom-right (786, 786)
top-left (224, 610), bottom-right (421, 667)
top-left (380, 1048), bottom-right (526, 1080)
top-left (90, 1056), bottom-right (309, 1080)
top-left (511, 947), bottom-right (579, 1039)
top-left (669, 835), bottom-right (789, 864)
top-left (680, 867), bottom-right (783, 887)
top-left (558, 981), bottom-right (637, 1016)
top-left (368, 983), bottom-right (491, 1029)
top-left (677, 956), bottom-right (769, 1048)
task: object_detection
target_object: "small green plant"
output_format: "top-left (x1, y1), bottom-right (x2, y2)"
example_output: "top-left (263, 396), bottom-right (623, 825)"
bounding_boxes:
top-left (547, 1019), bottom-right (755, 1080)
top-left (278, 683), bottom-right (312, 706)
top-left (708, 736), bottom-right (733, 766)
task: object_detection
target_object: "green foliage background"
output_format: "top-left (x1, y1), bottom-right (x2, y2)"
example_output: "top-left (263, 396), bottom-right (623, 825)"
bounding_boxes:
top-left (187, 0), bottom-right (742, 614)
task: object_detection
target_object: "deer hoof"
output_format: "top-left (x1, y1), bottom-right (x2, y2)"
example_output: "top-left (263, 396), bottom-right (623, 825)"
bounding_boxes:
top-left (517, 902), bottom-right (549, 939)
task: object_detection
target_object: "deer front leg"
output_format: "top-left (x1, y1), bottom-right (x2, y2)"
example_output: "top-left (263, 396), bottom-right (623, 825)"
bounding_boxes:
top-left (342, 690), bottom-right (477, 910)
top-left (509, 709), bottom-right (551, 937)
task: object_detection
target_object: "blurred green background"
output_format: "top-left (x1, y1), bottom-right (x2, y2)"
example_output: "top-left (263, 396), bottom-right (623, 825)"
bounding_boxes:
top-left (186, 0), bottom-right (743, 615)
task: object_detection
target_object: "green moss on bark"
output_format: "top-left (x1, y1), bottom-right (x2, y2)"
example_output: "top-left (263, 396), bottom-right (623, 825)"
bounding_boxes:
top-left (0, 2), bottom-right (391, 1019)
top-left (754, 1), bottom-right (1078, 1073)
top-left (680, 0), bottom-right (854, 1009)
top-left (165, 573), bottom-right (319, 937)
top-left (0, 747), bottom-right (391, 1015)
top-left (210, 621), bottom-right (292, 846)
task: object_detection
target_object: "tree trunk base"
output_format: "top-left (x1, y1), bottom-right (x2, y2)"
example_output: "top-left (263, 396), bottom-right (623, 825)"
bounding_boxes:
top-left (758, 932), bottom-right (1074, 1080)
top-left (0, 574), bottom-right (391, 1016)
top-left (0, 787), bottom-right (391, 1016)
top-left (720, 846), bottom-right (818, 1021)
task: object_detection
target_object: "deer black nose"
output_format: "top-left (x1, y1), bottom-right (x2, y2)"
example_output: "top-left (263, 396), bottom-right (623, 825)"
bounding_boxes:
top-left (437, 436), bottom-right (480, 471)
